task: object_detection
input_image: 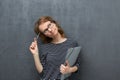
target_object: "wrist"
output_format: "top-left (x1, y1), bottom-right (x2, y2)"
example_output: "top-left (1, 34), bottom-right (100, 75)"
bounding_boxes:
top-left (69, 67), bottom-right (73, 73)
top-left (33, 53), bottom-right (39, 57)
top-left (69, 66), bottom-right (78, 73)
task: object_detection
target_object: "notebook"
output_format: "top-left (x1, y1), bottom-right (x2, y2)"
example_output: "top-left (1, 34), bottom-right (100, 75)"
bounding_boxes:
top-left (61, 46), bottom-right (82, 80)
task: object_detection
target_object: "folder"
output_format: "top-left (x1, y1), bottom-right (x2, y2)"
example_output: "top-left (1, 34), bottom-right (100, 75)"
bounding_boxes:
top-left (61, 46), bottom-right (82, 80)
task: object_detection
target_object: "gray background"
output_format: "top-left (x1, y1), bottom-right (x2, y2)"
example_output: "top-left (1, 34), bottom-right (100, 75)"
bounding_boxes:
top-left (0, 0), bottom-right (120, 80)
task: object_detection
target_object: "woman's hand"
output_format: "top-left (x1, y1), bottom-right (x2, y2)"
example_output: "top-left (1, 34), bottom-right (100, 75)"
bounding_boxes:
top-left (60, 60), bottom-right (71, 74)
top-left (29, 38), bottom-right (39, 55)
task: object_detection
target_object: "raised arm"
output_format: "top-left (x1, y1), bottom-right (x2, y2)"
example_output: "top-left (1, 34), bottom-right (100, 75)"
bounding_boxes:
top-left (29, 38), bottom-right (43, 73)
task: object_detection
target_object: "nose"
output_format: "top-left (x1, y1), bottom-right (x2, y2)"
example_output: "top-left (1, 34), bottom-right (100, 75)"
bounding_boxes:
top-left (48, 28), bottom-right (52, 32)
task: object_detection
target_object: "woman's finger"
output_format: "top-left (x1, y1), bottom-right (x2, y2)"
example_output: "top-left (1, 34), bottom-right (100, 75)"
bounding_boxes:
top-left (34, 38), bottom-right (37, 43)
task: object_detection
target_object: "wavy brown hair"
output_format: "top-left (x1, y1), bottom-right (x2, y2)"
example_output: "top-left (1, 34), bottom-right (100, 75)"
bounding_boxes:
top-left (34, 16), bottom-right (66, 43)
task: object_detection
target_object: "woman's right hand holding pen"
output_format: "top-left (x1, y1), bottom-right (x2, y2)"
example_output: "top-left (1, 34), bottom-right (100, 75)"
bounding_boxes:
top-left (29, 38), bottom-right (39, 55)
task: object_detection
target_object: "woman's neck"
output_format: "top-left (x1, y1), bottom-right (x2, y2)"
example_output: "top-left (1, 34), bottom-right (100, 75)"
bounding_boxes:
top-left (52, 33), bottom-right (67, 44)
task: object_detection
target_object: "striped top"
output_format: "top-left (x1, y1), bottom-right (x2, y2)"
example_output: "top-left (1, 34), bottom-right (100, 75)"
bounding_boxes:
top-left (38, 38), bottom-right (80, 80)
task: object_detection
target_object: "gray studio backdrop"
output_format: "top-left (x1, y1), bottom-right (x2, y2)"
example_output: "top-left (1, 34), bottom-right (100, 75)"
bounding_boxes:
top-left (0, 0), bottom-right (120, 80)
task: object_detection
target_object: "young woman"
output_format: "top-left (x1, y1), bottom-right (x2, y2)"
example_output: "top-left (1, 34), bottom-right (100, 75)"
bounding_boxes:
top-left (29, 16), bottom-right (80, 80)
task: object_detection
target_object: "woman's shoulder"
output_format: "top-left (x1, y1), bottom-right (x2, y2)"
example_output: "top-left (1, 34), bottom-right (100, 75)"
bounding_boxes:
top-left (67, 38), bottom-right (77, 42)
top-left (66, 38), bottom-right (79, 47)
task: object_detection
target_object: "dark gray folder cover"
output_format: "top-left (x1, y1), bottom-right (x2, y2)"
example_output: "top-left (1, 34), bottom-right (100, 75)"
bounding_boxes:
top-left (61, 46), bottom-right (82, 80)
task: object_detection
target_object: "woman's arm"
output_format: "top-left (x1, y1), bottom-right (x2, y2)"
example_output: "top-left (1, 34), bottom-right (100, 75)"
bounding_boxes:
top-left (29, 38), bottom-right (43, 73)
top-left (33, 54), bottom-right (43, 73)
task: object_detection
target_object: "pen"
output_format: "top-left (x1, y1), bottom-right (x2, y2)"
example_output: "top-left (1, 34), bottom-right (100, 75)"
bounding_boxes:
top-left (36, 33), bottom-right (40, 40)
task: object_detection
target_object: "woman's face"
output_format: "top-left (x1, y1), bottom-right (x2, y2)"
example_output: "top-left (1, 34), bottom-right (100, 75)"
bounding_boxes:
top-left (39, 21), bottom-right (59, 38)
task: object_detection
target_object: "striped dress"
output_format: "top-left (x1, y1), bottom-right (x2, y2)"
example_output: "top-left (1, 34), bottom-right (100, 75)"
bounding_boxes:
top-left (38, 38), bottom-right (80, 80)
